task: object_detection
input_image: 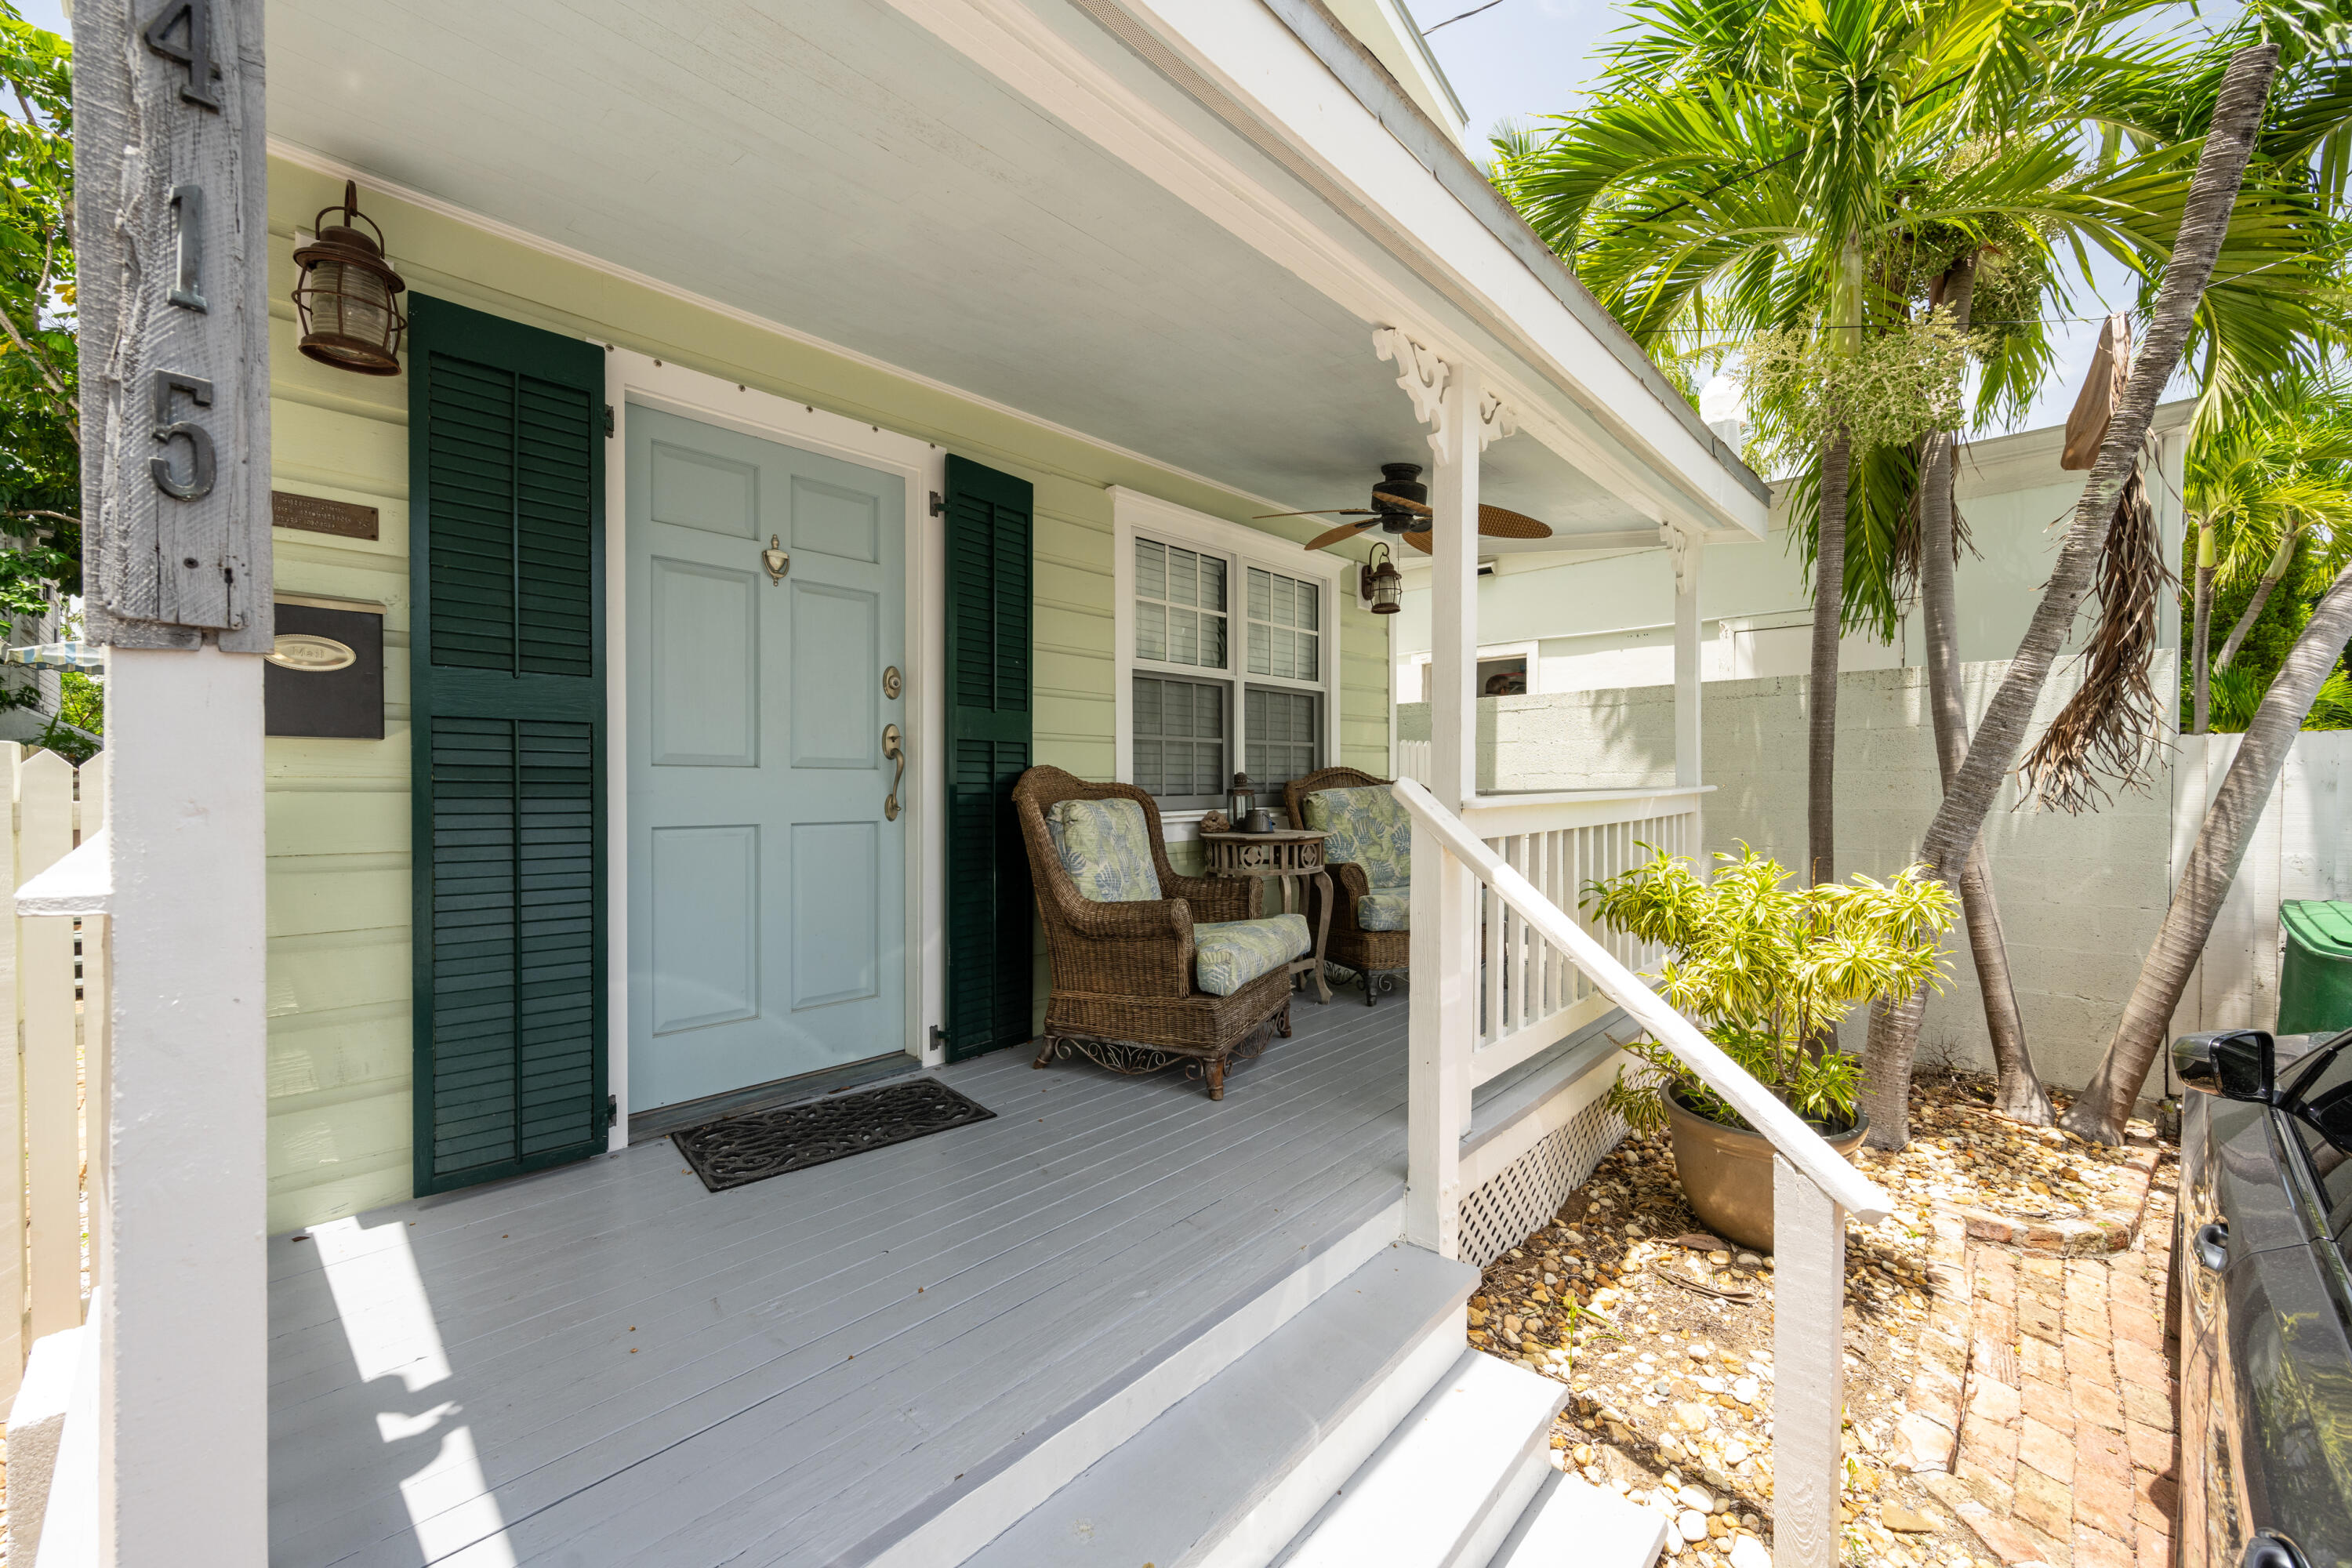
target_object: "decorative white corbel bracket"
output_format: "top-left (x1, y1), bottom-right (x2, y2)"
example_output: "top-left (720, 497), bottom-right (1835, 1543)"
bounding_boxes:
top-left (1475, 390), bottom-right (1517, 456)
top-left (1373, 327), bottom-right (1450, 457)
top-left (1374, 328), bottom-right (1515, 466)
top-left (1659, 518), bottom-right (1700, 595)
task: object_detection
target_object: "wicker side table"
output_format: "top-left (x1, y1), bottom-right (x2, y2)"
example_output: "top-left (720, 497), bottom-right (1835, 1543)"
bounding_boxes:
top-left (1199, 829), bottom-right (1333, 1004)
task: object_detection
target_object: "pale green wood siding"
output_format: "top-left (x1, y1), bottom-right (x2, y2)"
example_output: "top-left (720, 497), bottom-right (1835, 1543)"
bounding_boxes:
top-left (260, 158), bottom-right (1388, 1231)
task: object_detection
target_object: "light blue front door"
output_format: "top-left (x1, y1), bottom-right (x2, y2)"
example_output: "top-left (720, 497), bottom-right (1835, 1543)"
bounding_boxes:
top-left (626, 405), bottom-right (907, 1112)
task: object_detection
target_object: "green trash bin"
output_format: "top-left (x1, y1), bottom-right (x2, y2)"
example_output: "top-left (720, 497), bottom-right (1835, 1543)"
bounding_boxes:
top-left (2278, 901), bottom-right (2352, 1035)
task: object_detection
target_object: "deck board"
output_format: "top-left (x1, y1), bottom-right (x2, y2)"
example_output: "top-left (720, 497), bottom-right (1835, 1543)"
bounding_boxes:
top-left (267, 997), bottom-right (1621, 1567)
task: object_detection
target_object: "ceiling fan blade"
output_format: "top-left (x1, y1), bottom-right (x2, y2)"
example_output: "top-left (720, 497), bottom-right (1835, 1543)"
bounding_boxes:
top-left (1252, 507), bottom-right (1377, 521)
top-left (1401, 528), bottom-right (1432, 554)
top-left (1477, 504), bottom-right (1554, 539)
top-left (1370, 491), bottom-right (1434, 517)
top-left (1303, 522), bottom-right (1374, 552)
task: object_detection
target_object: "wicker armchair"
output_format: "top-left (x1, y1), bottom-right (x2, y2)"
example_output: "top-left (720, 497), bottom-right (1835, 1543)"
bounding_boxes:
top-left (1283, 767), bottom-right (1411, 1006)
top-left (1014, 767), bottom-right (1296, 1099)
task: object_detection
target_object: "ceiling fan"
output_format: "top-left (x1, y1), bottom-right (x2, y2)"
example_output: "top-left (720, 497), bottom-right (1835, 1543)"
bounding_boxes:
top-left (1256, 463), bottom-right (1555, 554)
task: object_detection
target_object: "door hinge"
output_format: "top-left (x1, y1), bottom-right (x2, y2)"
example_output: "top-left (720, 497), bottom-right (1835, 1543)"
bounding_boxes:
top-left (605, 1092), bottom-right (619, 1131)
top-left (929, 1023), bottom-right (949, 1055)
top-left (928, 491), bottom-right (946, 517)
top-left (603, 404), bottom-right (616, 438)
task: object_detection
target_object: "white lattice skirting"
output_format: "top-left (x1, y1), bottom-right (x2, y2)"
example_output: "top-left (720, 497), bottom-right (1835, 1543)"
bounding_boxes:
top-left (1456, 1092), bottom-right (1628, 1269)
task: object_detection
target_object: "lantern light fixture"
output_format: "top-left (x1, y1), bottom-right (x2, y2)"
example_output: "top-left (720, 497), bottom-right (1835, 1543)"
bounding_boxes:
top-left (1227, 771), bottom-right (1256, 829)
top-left (1360, 541), bottom-right (1403, 615)
top-left (292, 181), bottom-right (408, 376)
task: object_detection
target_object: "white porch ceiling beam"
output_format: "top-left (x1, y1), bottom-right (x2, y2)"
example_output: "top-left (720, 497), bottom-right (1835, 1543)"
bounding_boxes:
top-left (875, 0), bottom-right (1766, 540)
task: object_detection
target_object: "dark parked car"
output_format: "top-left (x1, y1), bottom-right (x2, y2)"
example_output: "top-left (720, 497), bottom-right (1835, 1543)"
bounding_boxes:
top-left (2174, 1027), bottom-right (2352, 1568)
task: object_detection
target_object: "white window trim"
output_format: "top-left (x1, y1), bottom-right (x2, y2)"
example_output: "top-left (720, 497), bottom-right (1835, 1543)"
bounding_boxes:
top-left (1111, 488), bottom-right (1347, 839)
top-left (1400, 638), bottom-right (1544, 705)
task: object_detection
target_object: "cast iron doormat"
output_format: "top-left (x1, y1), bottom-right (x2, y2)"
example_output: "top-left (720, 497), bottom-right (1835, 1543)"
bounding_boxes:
top-left (672, 1079), bottom-right (996, 1192)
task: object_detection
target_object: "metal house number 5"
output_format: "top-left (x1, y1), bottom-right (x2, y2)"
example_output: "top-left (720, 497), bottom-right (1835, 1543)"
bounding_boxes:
top-left (149, 369), bottom-right (217, 501)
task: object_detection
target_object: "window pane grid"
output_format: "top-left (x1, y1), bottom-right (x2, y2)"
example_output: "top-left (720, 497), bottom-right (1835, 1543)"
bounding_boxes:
top-left (1134, 673), bottom-right (1228, 803)
top-left (1135, 538), bottom-right (1227, 671)
top-left (1245, 685), bottom-right (1320, 796)
top-left (1245, 566), bottom-right (1319, 683)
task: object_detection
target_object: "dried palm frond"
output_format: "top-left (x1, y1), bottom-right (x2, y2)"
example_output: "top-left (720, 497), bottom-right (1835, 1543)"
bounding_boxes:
top-left (2018, 465), bottom-right (2171, 812)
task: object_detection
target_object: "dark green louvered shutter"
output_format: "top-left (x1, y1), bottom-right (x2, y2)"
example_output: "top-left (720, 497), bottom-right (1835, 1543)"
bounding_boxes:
top-left (408, 296), bottom-right (608, 1196)
top-left (943, 456), bottom-right (1034, 1061)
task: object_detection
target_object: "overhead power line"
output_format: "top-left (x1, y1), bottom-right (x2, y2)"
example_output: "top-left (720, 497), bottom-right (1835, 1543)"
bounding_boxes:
top-left (1422, 0), bottom-right (1508, 34)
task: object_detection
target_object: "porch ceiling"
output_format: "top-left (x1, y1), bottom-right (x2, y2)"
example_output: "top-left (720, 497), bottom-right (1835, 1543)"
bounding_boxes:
top-left (263, 0), bottom-right (1701, 547)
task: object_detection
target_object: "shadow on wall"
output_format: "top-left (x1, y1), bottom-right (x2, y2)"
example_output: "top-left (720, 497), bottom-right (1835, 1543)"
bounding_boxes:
top-left (1401, 658), bottom-right (2185, 1091)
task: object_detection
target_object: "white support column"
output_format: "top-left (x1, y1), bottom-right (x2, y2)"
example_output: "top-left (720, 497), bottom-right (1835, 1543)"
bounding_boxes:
top-left (100, 647), bottom-right (269, 1566)
top-left (1405, 833), bottom-right (1466, 1258)
top-left (1664, 522), bottom-right (1703, 789)
top-left (1771, 1156), bottom-right (1847, 1568)
top-left (1427, 365), bottom-right (1479, 814)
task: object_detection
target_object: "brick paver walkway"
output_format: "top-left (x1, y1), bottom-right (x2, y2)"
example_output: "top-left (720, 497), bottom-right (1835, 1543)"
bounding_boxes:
top-left (1924, 1207), bottom-right (2178, 1568)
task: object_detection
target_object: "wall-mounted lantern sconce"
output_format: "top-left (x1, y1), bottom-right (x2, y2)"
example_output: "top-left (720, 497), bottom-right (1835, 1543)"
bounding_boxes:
top-left (1361, 541), bottom-right (1403, 615)
top-left (292, 181), bottom-right (408, 375)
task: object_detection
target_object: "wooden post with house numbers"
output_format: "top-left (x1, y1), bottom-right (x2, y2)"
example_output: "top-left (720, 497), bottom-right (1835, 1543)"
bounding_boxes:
top-left (78, 0), bottom-right (273, 648)
top-left (71, 2), bottom-right (272, 1562)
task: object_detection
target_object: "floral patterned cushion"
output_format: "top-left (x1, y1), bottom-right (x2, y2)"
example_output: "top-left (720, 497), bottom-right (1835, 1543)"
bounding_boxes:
top-left (1301, 785), bottom-right (1412, 888)
top-left (1357, 884), bottom-right (1411, 931)
top-left (1045, 797), bottom-right (1163, 904)
top-left (1192, 914), bottom-right (1310, 997)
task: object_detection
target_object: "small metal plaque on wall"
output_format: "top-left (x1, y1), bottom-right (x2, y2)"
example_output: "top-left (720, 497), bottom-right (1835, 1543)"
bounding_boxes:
top-left (272, 490), bottom-right (379, 541)
top-left (264, 600), bottom-right (384, 739)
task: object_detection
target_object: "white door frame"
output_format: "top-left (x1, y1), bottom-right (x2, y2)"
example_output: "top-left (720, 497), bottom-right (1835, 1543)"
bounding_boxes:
top-left (600, 349), bottom-right (949, 1145)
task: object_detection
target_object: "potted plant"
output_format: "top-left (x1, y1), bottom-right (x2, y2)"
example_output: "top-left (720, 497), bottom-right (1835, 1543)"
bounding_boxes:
top-left (1584, 844), bottom-right (1958, 1251)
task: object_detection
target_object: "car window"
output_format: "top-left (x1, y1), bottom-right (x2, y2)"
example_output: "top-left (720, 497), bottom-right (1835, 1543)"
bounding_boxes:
top-left (2277, 1039), bottom-right (2352, 1236)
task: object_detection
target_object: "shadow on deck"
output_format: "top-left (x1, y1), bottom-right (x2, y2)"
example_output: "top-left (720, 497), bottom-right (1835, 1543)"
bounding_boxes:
top-left (267, 993), bottom-right (1614, 1566)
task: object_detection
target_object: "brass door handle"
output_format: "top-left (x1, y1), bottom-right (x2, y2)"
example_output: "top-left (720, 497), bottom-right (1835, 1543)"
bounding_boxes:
top-left (883, 724), bottom-right (904, 822)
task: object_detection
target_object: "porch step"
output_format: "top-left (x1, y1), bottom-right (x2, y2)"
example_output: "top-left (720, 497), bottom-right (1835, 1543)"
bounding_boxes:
top-left (1488, 1470), bottom-right (1670, 1568)
top-left (958, 1243), bottom-right (1478, 1568)
top-left (1271, 1348), bottom-right (1568, 1568)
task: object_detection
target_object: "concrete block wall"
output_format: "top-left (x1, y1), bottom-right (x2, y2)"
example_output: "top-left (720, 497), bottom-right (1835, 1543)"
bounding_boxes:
top-left (1402, 656), bottom-right (2180, 1091)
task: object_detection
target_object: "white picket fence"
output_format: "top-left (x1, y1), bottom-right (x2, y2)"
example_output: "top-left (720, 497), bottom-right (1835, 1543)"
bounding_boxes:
top-left (0, 744), bottom-right (105, 1401)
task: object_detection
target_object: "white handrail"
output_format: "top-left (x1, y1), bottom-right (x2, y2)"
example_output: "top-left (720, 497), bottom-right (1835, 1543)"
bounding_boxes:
top-left (1392, 777), bottom-right (1892, 1224)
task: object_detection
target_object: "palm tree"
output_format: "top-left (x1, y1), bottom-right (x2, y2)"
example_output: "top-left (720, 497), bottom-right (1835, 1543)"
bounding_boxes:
top-left (2185, 384), bottom-right (2352, 728)
top-left (1491, 0), bottom-right (2055, 892)
top-left (1862, 41), bottom-right (2287, 1145)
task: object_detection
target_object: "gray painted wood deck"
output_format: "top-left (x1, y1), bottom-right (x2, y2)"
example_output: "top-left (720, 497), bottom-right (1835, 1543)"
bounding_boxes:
top-left (267, 996), bottom-right (1614, 1568)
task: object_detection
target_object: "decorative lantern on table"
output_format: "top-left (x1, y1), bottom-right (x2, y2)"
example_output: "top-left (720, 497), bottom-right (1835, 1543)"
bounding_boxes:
top-left (291, 182), bottom-right (409, 376)
top-left (1228, 771), bottom-right (1265, 833)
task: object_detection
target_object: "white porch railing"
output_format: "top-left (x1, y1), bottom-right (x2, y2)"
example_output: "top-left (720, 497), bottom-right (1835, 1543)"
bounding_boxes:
top-left (1392, 777), bottom-right (1891, 1568)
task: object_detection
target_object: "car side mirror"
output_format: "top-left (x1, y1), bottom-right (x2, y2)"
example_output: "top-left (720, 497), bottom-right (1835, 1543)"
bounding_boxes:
top-left (2175, 1029), bottom-right (2276, 1103)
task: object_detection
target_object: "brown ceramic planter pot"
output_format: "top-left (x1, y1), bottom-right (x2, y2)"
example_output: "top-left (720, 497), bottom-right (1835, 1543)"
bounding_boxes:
top-left (1661, 1087), bottom-right (1868, 1254)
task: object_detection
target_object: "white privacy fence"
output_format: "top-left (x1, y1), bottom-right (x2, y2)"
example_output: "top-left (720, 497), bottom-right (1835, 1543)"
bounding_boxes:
top-left (1392, 778), bottom-right (1888, 1568)
top-left (0, 744), bottom-right (105, 1402)
top-left (2172, 730), bottom-right (2352, 1037)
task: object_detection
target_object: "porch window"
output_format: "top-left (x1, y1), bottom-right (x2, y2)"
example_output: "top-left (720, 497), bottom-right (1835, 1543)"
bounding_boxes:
top-left (1132, 673), bottom-right (1228, 808)
top-left (1116, 493), bottom-right (1341, 825)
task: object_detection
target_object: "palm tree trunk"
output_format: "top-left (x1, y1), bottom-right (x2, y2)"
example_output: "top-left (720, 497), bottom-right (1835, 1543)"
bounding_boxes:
top-left (1811, 430), bottom-right (1851, 889)
top-left (2063, 558), bottom-right (2352, 1141)
top-left (1860, 42), bottom-right (2280, 1149)
top-left (2215, 528), bottom-right (2300, 673)
top-left (1917, 259), bottom-right (2049, 1125)
top-left (2192, 521), bottom-right (2216, 731)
